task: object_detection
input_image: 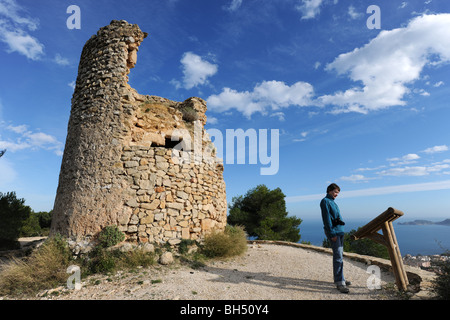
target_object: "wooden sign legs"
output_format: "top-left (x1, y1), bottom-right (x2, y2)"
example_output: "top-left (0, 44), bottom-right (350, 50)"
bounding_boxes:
top-left (381, 221), bottom-right (408, 291)
top-left (352, 208), bottom-right (409, 291)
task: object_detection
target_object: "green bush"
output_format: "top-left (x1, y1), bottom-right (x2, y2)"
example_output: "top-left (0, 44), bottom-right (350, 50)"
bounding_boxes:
top-left (0, 192), bottom-right (32, 250)
top-left (202, 225), bottom-right (248, 258)
top-left (431, 256), bottom-right (450, 300)
top-left (84, 246), bottom-right (156, 275)
top-left (179, 239), bottom-right (197, 255)
top-left (322, 230), bottom-right (389, 260)
top-left (180, 106), bottom-right (198, 122)
top-left (20, 213), bottom-right (41, 237)
top-left (86, 248), bottom-right (120, 274)
top-left (97, 225), bottom-right (125, 248)
top-left (19, 210), bottom-right (53, 238)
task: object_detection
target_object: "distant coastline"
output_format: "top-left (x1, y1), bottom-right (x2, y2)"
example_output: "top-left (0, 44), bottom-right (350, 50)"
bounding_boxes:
top-left (398, 218), bottom-right (450, 226)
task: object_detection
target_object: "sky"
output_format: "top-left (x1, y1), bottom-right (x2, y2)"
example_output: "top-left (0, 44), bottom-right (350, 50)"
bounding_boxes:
top-left (0, 0), bottom-right (450, 223)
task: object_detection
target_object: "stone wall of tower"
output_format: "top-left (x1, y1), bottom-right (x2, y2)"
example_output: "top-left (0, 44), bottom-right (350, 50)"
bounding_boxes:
top-left (50, 20), bottom-right (227, 246)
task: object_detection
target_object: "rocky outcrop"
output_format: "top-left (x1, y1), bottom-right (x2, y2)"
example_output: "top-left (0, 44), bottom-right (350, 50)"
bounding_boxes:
top-left (50, 20), bottom-right (226, 246)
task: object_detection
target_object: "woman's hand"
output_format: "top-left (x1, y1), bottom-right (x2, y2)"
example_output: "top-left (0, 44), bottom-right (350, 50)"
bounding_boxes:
top-left (331, 236), bottom-right (337, 242)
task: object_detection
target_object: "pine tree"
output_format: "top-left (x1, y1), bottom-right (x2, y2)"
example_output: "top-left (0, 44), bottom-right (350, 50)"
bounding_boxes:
top-left (228, 185), bottom-right (302, 242)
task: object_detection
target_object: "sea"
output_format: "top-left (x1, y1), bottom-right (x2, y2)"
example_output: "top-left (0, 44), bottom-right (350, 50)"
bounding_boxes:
top-left (299, 219), bottom-right (450, 256)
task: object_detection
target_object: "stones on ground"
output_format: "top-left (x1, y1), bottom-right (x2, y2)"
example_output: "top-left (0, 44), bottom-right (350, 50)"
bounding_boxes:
top-left (159, 252), bottom-right (174, 265)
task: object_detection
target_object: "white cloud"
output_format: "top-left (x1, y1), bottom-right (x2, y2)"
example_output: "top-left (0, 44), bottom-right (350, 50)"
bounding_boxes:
top-left (173, 52), bottom-right (218, 90)
top-left (207, 88), bottom-right (260, 117)
top-left (206, 116), bottom-right (218, 125)
top-left (340, 174), bottom-right (373, 182)
top-left (293, 131), bottom-right (310, 142)
top-left (0, 157), bottom-right (17, 188)
top-left (6, 124), bottom-right (27, 133)
top-left (207, 80), bottom-right (314, 118)
top-left (387, 153), bottom-right (420, 165)
top-left (68, 81), bottom-right (76, 90)
top-left (348, 6), bottom-right (363, 19)
top-left (0, 124), bottom-right (63, 156)
top-left (54, 53), bottom-right (70, 66)
top-left (433, 81), bottom-right (444, 87)
top-left (223, 0), bottom-right (243, 12)
top-left (296, 0), bottom-right (324, 20)
top-left (0, 0), bottom-right (39, 30)
top-left (356, 165), bottom-right (386, 172)
top-left (270, 112), bottom-right (285, 121)
top-left (422, 145), bottom-right (448, 154)
top-left (378, 164), bottom-right (450, 177)
top-left (387, 153), bottom-right (420, 163)
top-left (319, 14), bottom-right (450, 113)
top-left (286, 180), bottom-right (450, 202)
top-left (0, 27), bottom-right (44, 60)
top-left (0, 0), bottom-right (44, 60)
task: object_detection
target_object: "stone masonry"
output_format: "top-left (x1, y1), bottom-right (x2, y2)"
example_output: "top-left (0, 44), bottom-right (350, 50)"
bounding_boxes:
top-left (50, 20), bottom-right (227, 246)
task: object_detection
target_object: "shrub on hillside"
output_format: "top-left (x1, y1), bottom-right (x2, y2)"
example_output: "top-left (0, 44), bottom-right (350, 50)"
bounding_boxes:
top-left (0, 192), bottom-right (32, 250)
top-left (0, 235), bottom-right (71, 296)
top-left (322, 230), bottom-right (389, 260)
top-left (431, 254), bottom-right (450, 300)
top-left (97, 225), bottom-right (125, 248)
top-left (202, 225), bottom-right (248, 258)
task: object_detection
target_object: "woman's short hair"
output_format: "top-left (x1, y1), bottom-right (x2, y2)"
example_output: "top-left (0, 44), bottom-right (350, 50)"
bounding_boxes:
top-left (327, 183), bottom-right (340, 193)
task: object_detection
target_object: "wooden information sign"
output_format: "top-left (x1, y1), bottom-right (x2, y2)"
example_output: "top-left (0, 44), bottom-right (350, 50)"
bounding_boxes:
top-left (351, 207), bottom-right (409, 291)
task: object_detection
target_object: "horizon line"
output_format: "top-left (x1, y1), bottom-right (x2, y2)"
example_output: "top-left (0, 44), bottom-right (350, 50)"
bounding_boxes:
top-left (286, 179), bottom-right (450, 203)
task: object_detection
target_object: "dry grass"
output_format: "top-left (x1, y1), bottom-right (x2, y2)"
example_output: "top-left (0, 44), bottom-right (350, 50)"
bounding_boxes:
top-left (0, 226), bottom-right (248, 298)
top-left (0, 236), bottom-right (71, 296)
top-left (202, 225), bottom-right (248, 258)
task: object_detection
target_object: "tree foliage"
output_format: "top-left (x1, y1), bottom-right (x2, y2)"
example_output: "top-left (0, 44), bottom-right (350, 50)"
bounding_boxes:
top-left (0, 192), bottom-right (32, 250)
top-left (431, 253), bottom-right (450, 300)
top-left (20, 210), bottom-right (53, 237)
top-left (228, 185), bottom-right (302, 242)
top-left (322, 229), bottom-right (390, 259)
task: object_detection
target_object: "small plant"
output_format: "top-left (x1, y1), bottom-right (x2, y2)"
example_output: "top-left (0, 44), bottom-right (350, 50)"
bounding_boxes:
top-left (180, 106), bottom-right (198, 122)
top-left (431, 255), bottom-right (450, 300)
top-left (202, 225), bottom-right (248, 258)
top-left (82, 245), bottom-right (156, 276)
top-left (87, 248), bottom-right (119, 274)
top-left (179, 239), bottom-right (197, 255)
top-left (97, 225), bottom-right (125, 248)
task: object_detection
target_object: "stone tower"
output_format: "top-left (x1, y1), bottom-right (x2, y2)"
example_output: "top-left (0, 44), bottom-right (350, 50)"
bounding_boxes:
top-left (50, 20), bottom-right (227, 246)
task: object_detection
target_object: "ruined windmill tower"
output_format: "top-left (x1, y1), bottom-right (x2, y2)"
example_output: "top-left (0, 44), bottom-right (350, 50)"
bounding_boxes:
top-left (50, 20), bottom-right (227, 246)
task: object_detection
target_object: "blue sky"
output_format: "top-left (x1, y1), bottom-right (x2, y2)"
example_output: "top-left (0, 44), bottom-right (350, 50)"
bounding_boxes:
top-left (1, 0), bottom-right (450, 223)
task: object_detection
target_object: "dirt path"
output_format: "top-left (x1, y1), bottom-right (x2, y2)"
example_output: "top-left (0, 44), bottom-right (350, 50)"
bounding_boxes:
top-left (40, 243), bottom-right (398, 300)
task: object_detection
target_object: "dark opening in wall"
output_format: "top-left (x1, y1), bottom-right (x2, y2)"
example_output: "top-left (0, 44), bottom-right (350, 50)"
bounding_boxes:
top-left (164, 137), bottom-right (180, 149)
top-left (150, 136), bottom-right (183, 149)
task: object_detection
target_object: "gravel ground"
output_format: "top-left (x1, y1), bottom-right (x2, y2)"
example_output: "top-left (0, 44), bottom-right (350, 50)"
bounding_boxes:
top-left (38, 243), bottom-right (399, 300)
